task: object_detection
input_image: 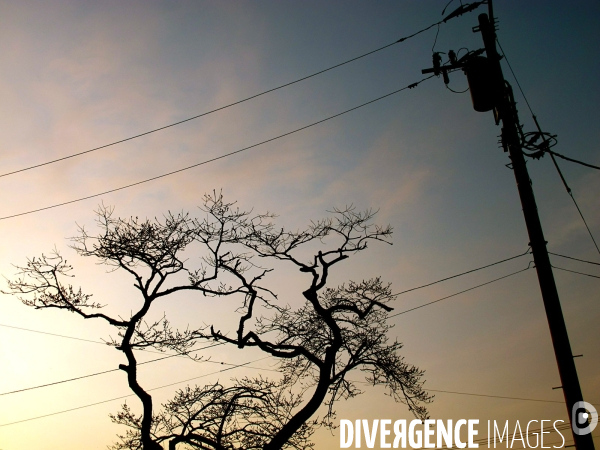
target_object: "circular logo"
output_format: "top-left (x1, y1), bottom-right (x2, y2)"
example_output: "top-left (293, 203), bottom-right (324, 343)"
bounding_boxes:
top-left (572, 401), bottom-right (598, 436)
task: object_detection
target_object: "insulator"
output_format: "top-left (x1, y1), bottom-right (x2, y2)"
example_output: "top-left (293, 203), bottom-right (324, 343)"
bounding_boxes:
top-left (432, 53), bottom-right (442, 76)
top-left (448, 50), bottom-right (457, 64)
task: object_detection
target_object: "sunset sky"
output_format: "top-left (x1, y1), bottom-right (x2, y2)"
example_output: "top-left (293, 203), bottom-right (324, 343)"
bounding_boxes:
top-left (0, 1), bottom-right (598, 449)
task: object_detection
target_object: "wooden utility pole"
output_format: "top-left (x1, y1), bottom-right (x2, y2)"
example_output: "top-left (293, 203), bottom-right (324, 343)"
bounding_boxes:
top-left (424, 2), bottom-right (595, 449)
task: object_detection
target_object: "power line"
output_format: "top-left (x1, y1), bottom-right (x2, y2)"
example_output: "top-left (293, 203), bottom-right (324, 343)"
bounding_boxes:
top-left (389, 265), bottom-right (532, 318)
top-left (2, 264), bottom-right (585, 427)
top-left (495, 38), bottom-right (535, 118)
top-left (351, 380), bottom-right (597, 429)
top-left (4, 352), bottom-right (593, 428)
top-left (549, 252), bottom-right (600, 266)
top-left (0, 338), bottom-right (276, 397)
top-left (0, 250), bottom-right (537, 348)
top-left (0, 356), bottom-right (271, 427)
top-left (549, 149), bottom-right (600, 172)
top-left (393, 248), bottom-right (530, 297)
top-left (0, 76), bottom-right (434, 221)
top-left (1, 254), bottom-right (574, 409)
top-left (0, 322), bottom-right (228, 359)
top-left (552, 265), bottom-right (600, 280)
top-left (0, 340), bottom-right (220, 396)
top-left (427, 388), bottom-right (563, 404)
top-left (0, 323), bottom-right (109, 345)
top-left (0, 251), bottom-right (534, 395)
top-left (547, 151), bottom-right (600, 255)
top-left (0, 22), bottom-right (445, 180)
top-left (0, 253), bottom-right (561, 401)
top-left (499, 36), bottom-right (598, 171)
top-left (0, 353), bottom-right (175, 397)
top-left (496, 38), bottom-right (600, 255)
top-left (352, 379), bottom-right (599, 409)
top-left (352, 379), bottom-right (576, 405)
top-left (0, 258), bottom-right (534, 399)
top-left (0, 353), bottom-right (276, 397)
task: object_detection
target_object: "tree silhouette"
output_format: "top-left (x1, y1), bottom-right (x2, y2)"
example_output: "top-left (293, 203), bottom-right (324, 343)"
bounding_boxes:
top-left (5, 193), bottom-right (272, 449)
top-left (110, 377), bottom-right (315, 450)
top-left (5, 194), bottom-right (431, 449)
top-left (210, 206), bottom-right (431, 449)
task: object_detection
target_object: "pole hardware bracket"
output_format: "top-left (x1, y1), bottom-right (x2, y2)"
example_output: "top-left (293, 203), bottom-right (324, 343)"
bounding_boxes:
top-left (521, 131), bottom-right (558, 159)
top-left (421, 48), bottom-right (486, 86)
top-left (442, 1), bottom-right (488, 23)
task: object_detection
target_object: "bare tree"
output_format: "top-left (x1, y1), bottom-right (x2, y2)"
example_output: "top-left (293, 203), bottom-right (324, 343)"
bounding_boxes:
top-left (4, 193), bottom-right (273, 450)
top-left (210, 206), bottom-right (431, 450)
top-left (5, 196), bottom-right (431, 450)
top-left (110, 376), bottom-right (315, 450)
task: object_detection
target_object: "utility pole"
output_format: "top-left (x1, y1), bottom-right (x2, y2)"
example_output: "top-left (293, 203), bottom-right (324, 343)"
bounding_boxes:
top-left (423, 2), bottom-right (595, 449)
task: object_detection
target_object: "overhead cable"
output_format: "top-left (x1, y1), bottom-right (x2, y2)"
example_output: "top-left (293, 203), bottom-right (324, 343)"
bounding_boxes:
top-left (389, 265), bottom-right (533, 318)
top-left (0, 322), bottom-right (226, 358)
top-left (547, 151), bottom-right (600, 255)
top-left (548, 149), bottom-right (600, 171)
top-left (0, 342), bottom-right (275, 397)
top-left (548, 252), bottom-right (600, 266)
top-left (552, 265), bottom-right (600, 280)
top-left (1, 264), bottom-right (569, 428)
top-left (0, 356), bottom-right (271, 427)
top-left (496, 38), bottom-right (600, 255)
top-left (0, 323), bottom-right (108, 345)
top-left (0, 75), bottom-right (434, 221)
top-left (2, 252), bottom-right (532, 397)
top-left (3, 352), bottom-right (589, 428)
top-left (0, 353), bottom-right (176, 397)
top-left (0, 21), bottom-right (446, 180)
top-left (2, 249), bottom-right (533, 351)
top-left (352, 380), bottom-right (575, 405)
top-left (427, 388), bottom-right (563, 404)
top-left (393, 248), bottom-right (530, 297)
top-left (495, 39), bottom-right (535, 118)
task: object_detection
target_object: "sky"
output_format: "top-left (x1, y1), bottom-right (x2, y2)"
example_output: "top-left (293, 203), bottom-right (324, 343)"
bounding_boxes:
top-left (0, 1), bottom-right (599, 449)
